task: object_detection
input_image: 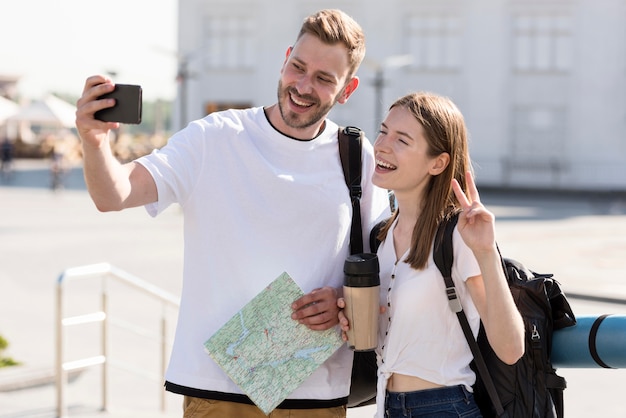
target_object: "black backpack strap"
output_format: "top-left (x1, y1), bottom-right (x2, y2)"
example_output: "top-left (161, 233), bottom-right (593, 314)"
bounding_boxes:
top-left (433, 212), bottom-right (506, 417)
top-left (589, 314), bottom-right (614, 369)
top-left (341, 126), bottom-right (377, 408)
top-left (338, 126), bottom-right (363, 255)
top-left (369, 219), bottom-right (387, 254)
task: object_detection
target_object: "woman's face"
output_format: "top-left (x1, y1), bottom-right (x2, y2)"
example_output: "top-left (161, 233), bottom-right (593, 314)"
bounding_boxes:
top-left (372, 106), bottom-right (441, 199)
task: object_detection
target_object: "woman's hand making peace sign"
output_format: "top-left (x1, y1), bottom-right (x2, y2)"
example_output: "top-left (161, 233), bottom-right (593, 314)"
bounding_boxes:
top-left (451, 171), bottom-right (497, 255)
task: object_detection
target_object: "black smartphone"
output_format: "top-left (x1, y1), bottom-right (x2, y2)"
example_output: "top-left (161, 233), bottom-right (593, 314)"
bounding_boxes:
top-left (95, 84), bottom-right (143, 124)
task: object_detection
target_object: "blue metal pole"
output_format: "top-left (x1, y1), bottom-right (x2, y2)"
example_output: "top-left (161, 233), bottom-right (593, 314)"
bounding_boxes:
top-left (552, 314), bottom-right (626, 368)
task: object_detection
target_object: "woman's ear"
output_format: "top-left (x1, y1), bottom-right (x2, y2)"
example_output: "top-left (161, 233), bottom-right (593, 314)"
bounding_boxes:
top-left (430, 152), bottom-right (450, 175)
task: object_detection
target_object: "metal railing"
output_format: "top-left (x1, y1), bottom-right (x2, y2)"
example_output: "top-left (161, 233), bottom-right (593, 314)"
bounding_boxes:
top-left (567, 292), bottom-right (626, 306)
top-left (55, 263), bottom-right (180, 417)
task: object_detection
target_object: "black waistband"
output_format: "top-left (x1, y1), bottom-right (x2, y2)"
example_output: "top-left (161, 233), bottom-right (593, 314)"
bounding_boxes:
top-left (165, 381), bottom-right (348, 409)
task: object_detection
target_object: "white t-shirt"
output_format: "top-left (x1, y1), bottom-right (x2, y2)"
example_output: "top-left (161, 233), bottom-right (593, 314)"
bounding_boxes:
top-left (374, 217), bottom-right (482, 418)
top-left (136, 107), bottom-right (390, 401)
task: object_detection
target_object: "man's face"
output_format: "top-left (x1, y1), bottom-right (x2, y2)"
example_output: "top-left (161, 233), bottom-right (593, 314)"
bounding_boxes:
top-left (276, 33), bottom-right (355, 135)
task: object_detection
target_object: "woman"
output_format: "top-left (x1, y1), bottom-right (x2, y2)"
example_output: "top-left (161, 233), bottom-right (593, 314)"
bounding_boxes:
top-left (339, 92), bottom-right (525, 417)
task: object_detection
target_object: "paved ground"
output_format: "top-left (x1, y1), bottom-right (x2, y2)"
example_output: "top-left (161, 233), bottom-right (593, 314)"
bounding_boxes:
top-left (1, 159), bottom-right (626, 417)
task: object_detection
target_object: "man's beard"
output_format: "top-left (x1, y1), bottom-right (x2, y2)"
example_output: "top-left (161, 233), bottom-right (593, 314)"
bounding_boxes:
top-left (276, 80), bottom-right (339, 130)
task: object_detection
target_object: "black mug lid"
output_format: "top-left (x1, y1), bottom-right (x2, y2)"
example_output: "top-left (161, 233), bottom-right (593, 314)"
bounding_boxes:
top-left (344, 253), bottom-right (380, 287)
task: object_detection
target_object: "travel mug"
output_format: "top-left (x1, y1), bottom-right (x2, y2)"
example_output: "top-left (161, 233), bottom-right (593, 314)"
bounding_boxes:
top-left (343, 253), bottom-right (380, 351)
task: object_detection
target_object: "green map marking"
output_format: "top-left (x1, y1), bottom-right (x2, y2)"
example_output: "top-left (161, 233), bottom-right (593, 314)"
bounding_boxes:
top-left (204, 272), bottom-right (344, 415)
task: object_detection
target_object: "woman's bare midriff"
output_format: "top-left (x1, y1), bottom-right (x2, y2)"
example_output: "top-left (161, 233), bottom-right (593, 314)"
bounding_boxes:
top-left (386, 373), bottom-right (444, 393)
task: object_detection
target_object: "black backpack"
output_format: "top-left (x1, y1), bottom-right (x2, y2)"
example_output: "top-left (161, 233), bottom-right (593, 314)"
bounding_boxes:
top-left (432, 212), bottom-right (577, 417)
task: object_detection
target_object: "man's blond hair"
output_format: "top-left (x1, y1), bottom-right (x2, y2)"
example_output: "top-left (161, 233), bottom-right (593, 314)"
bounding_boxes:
top-left (296, 9), bottom-right (366, 79)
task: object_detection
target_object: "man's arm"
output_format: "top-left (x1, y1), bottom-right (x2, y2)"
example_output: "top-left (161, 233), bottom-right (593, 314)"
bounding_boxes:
top-left (76, 75), bottom-right (157, 211)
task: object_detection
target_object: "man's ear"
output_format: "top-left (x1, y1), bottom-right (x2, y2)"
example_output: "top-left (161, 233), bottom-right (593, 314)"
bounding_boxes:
top-left (430, 152), bottom-right (450, 175)
top-left (280, 46), bottom-right (293, 69)
top-left (285, 46), bottom-right (293, 59)
top-left (337, 77), bottom-right (360, 104)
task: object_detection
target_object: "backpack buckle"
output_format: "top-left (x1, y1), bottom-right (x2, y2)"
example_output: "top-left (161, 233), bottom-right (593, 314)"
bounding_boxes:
top-left (350, 184), bottom-right (362, 199)
top-left (343, 126), bottom-right (361, 137)
top-left (446, 286), bottom-right (462, 313)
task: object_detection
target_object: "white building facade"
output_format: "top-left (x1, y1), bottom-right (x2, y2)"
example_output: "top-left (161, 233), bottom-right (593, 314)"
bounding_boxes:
top-left (176, 0), bottom-right (626, 191)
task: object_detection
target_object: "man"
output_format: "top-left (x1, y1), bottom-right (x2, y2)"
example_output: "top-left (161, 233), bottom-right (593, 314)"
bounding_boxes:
top-left (75, 9), bottom-right (389, 418)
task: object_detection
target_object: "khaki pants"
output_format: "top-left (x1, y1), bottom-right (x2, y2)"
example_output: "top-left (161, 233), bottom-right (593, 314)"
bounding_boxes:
top-left (182, 396), bottom-right (347, 418)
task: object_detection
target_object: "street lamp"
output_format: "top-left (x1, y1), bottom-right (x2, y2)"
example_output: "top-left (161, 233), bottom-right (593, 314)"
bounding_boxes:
top-left (176, 56), bottom-right (193, 131)
top-left (175, 47), bottom-right (213, 130)
top-left (153, 46), bottom-right (202, 131)
top-left (365, 55), bottom-right (413, 133)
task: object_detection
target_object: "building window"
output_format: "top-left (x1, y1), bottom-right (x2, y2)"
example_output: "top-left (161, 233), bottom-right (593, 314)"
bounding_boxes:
top-left (406, 15), bottom-right (461, 71)
top-left (203, 16), bottom-right (255, 70)
top-left (513, 15), bottom-right (572, 72)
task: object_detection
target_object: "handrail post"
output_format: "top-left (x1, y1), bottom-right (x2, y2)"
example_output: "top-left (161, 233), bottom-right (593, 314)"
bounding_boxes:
top-left (101, 289), bottom-right (109, 412)
top-left (55, 278), bottom-right (67, 418)
top-left (160, 305), bottom-right (167, 411)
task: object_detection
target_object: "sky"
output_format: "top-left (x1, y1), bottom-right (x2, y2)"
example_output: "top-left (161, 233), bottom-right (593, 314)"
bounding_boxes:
top-left (1, 0), bottom-right (178, 101)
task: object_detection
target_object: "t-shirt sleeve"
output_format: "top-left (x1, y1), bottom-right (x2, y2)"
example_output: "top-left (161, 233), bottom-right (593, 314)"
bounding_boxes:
top-left (135, 120), bottom-right (208, 216)
top-left (451, 226), bottom-right (482, 282)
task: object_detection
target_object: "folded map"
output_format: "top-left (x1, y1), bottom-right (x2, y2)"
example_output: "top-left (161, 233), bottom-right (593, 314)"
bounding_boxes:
top-left (204, 272), bottom-right (344, 415)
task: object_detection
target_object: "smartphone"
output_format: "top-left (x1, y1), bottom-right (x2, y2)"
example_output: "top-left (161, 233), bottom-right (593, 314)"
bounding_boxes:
top-left (95, 84), bottom-right (143, 124)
